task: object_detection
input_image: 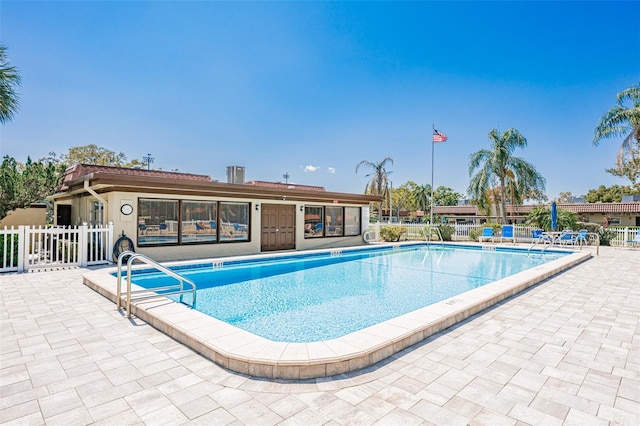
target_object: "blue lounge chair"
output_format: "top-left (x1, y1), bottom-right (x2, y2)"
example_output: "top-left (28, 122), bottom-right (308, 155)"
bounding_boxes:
top-left (159, 223), bottom-right (167, 233)
top-left (627, 230), bottom-right (640, 247)
top-left (559, 231), bottom-right (575, 245)
top-left (574, 229), bottom-right (588, 246)
top-left (209, 220), bottom-right (217, 229)
top-left (233, 223), bottom-right (247, 232)
top-left (479, 227), bottom-right (494, 243)
top-left (500, 225), bottom-right (516, 243)
top-left (138, 224), bottom-right (147, 234)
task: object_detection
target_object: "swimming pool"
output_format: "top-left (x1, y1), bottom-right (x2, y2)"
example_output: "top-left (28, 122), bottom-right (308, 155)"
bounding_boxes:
top-left (126, 244), bottom-right (567, 342)
top-left (85, 242), bottom-right (590, 379)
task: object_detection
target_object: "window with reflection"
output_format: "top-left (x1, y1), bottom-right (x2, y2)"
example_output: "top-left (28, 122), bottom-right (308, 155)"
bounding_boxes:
top-left (219, 202), bottom-right (249, 241)
top-left (138, 199), bottom-right (179, 245)
top-left (325, 206), bottom-right (343, 237)
top-left (182, 201), bottom-right (217, 243)
top-left (304, 206), bottom-right (324, 238)
top-left (344, 207), bottom-right (361, 236)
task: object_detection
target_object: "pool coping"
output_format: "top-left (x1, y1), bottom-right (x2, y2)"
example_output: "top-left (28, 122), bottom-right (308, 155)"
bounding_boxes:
top-left (82, 242), bottom-right (592, 379)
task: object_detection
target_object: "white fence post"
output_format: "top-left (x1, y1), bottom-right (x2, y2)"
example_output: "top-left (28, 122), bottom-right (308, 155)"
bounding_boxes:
top-left (107, 222), bottom-right (114, 262)
top-left (78, 223), bottom-right (88, 267)
top-left (18, 226), bottom-right (26, 273)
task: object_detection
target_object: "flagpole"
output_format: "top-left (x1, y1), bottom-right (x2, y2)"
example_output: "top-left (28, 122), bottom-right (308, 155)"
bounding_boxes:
top-left (430, 123), bottom-right (434, 225)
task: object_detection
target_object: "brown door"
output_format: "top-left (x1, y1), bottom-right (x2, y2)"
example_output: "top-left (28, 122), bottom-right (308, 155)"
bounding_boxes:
top-left (261, 204), bottom-right (295, 251)
top-left (56, 205), bottom-right (72, 226)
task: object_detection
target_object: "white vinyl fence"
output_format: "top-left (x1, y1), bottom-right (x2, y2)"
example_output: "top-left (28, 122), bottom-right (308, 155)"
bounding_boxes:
top-left (368, 222), bottom-right (636, 246)
top-left (1, 223), bottom-right (114, 273)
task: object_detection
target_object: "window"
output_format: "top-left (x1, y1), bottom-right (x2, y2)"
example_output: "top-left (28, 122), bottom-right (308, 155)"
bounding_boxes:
top-left (138, 199), bottom-right (179, 245)
top-left (344, 207), bottom-right (360, 236)
top-left (182, 201), bottom-right (217, 243)
top-left (137, 199), bottom-right (250, 246)
top-left (219, 202), bottom-right (249, 241)
top-left (304, 205), bottom-right (362, 239)
top-left (325, 206), bottom-right (343, 237)
top-left (90, 201), bottom-right (104, 225)
top-left (304, 206), bottom-right (324, 238)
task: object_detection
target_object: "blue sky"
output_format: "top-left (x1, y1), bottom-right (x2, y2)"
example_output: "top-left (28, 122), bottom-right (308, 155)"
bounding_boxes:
top-left (2, 1), bottom-right (639, 200)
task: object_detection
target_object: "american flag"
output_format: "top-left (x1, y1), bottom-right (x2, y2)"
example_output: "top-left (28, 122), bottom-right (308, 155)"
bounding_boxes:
top-left (433, 129), bottom-right (448, 142)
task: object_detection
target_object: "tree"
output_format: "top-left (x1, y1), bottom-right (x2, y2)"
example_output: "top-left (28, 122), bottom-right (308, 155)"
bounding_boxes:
top-left (390, 185), bottom-right (412, 222)
top-left (61, 144), bottom-right (130, 167)
top-left (433, 186), bottom-right (462, 207)
top-left (408, 182), bottom-right (430, 211)
top-left (584, 184), bottom-right (640, 203)
top-left (0, 44), bottom-right (21, 124)
top-left (558, 192), bottom-right (575, 203)
top-left (593, 83), bottom-right (640, 184)
top-left (0, 156), bottom-right (65, 220)
top-left (526, 206), bottom-right (577, 231)
top-left (468, 128), bottom-right (546, 224)
top-left (355, 156), bottom-right (393, 221)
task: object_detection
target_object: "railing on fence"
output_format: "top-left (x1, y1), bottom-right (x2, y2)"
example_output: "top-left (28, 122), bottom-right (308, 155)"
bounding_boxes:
top-left (0, 223), bottom-right (114, 273)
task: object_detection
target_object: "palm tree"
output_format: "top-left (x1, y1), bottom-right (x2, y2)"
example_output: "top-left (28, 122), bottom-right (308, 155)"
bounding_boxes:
top-left (468, 128), bottom-right (546, 224)
top-left (355, 156), bottom-right (393, 221)
top-left (593, 83), bottom-right (640, 183)
top-left (0, 44), bottom-right (21, 124)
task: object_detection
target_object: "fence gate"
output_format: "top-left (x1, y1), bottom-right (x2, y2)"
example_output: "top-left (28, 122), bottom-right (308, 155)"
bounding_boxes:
top-left (0, 223), bottom-right (114, 273)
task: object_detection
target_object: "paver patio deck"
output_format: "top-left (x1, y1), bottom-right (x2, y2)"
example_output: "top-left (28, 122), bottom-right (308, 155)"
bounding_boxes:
top-left (1, 245), bottom-right (638, 425)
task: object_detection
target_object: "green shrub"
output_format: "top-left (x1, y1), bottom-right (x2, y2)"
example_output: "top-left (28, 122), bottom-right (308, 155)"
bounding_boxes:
top-left (576, 222), bottom-right (600, 233)
top-left (0, 234), bottom-right (19, 266)
top-left (598, 228), bottom-right (618, 246)
top-left (469, 228), bottom-right (481, 241)
top-left (379, 226), bottom-right (407, 242)
top-left (435, 224), bottom-right (454, 241)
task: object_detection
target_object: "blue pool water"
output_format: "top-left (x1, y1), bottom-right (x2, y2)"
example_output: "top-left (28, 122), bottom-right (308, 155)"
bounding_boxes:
top-left (126, 244), bottom-right (567, 342)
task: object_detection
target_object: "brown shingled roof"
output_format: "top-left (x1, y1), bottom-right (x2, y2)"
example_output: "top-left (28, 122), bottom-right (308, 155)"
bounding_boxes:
top-left (59, 164), bottom-right (212, 191)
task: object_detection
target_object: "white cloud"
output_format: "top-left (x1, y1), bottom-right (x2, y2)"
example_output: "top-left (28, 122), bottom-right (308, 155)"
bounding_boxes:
top-left (327, 167), bottom-right (336, 174)
top-left (304, 165), bottom-right (320, 173)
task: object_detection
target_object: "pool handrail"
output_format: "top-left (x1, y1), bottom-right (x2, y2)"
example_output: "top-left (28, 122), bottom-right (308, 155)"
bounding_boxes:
top-left (116, 251), bottom-right (197, 318)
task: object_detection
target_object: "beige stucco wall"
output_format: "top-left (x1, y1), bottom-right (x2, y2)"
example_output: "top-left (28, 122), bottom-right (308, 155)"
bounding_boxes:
top-left (55, 190), bottom-right (369, 262)
top-left (0, 206), bottom-right (47, 228)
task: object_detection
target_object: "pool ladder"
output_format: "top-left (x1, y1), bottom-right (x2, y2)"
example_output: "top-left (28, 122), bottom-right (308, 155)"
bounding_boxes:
top-left (422, 226), bottom-right (443, 246)
top-left (116, 251), bottom-right (197, 318)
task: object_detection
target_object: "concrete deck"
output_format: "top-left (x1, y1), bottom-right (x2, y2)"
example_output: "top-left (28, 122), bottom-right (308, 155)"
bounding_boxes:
top-left (1, 245), bottom-right (638, 425)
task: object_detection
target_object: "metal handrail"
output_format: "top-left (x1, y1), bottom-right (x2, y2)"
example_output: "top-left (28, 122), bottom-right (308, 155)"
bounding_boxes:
top-left (423, 226), bottom-right (443, 243)
top-left (116, 251), bottom-right (197, 318)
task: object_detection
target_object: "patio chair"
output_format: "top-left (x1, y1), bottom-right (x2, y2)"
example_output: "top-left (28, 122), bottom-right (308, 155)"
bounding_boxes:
top-left (626, 230), bottom-right (640, 247)
top-left (159, 223), bottom-right (167, 234)
top-left (531, 229), bottom-right (547, 243)
top-left (559, 231), bottom-right (575, 245)
top-left (209, 220), bottom-right (217, 230)
top-left (500, 225), bottom-right (516, 243)
top-left (479, 227), bottom-right (494, 243)
top-left (138, 224), bottom-right (147, 234)
top-left (574, 229), bottom-right (588, 246)
top-left (233, 223), bottom-right (247, 232)
top-left (195, 222), bottom-right (206, 231)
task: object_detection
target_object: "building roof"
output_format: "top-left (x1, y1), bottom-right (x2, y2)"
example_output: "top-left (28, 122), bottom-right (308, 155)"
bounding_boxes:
top-left (433, 201), bottom-right (640, 215)
top-left (244, 181), bottom-right (326, 192)
top-left (59, 164), bottom-right (212, 191)
top-left (54, 164), bottom-right (380, 205)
